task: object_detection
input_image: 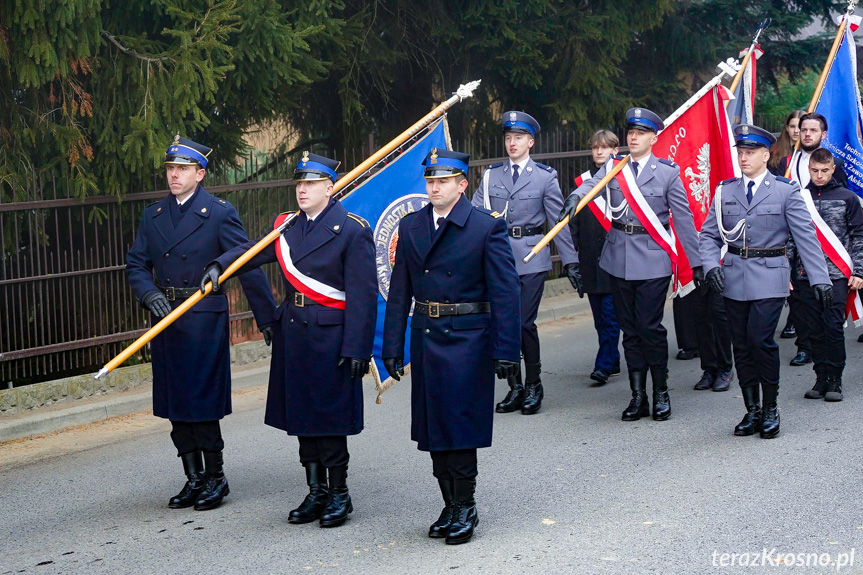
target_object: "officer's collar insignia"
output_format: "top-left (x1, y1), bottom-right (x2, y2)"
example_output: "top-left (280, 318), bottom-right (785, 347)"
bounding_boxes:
top-left (741, 125), bottom-right (749, 135)
top-left (172, 134), bottom-right (180, 145)
top-left (634, 108), bottom-right (642, 118)
top-left (509, 112), bottom-right (517, 122)
top-left (334, 225), bottom-right (340, 230)
top-left (651, 164), bottom-right (656, 169)
top-left (430, 148), bottom-right (438, 164)
top-left (765, 180), bottom-right (770, 187)
top-left (526, 166), bottom-right (533, 173)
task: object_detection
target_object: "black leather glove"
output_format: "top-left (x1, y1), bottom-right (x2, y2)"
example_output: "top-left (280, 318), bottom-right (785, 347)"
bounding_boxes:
top-left (813, 283), bottom-right (834, 310)
top-left (261, 326), bottom-right (274, 346)
top-left (558, 192), bottom-right (579, 222)
top-left (494, 359), bottom-right (520, 380)
top-left (564, 262), bottom-right (584, 298)
top-left (383, 357), bottom-right (404, 381)
top-left (706, 267), bottom-right (725, 294)
top-left (200, 262), bottom-right (223, 294)
top-left (692, 266), bottom-right (705, 289)
top-left (338, 357), bottom-right (370, 379)
top-left (142, 291), bottom-right (171, 319)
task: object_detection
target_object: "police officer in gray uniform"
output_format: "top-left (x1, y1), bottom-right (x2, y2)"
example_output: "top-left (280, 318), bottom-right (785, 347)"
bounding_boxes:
top-left (472, 111), bottom-right (580, 415)
top-left (560, 108), bottom-right (703, 423)
top-left (700, 124), bottom-right (833, 439)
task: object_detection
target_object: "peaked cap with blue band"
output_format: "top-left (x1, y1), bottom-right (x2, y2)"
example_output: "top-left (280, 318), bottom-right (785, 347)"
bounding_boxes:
top-left (164, 135), bottom-right (212, 168)
top-left (733, 124), bottom-right (777, 148)
top-left (501, 111), bottom-right (540, 137)
top-left (422, 148), bottom-right (470, 179)
top-left (625, 107), bottom-right (664, 133)
top-left (294, 152), bottom-right (340, 182)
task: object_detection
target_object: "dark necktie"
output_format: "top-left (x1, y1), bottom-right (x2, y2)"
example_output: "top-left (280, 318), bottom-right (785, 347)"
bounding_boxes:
top-left (631, 161), bottom-right (639, 178)
top-left (512, 164), bottom-right (520, 185)
top-left (746, 180), bottom-right (754, 204)
top-left (436, 216), bottom-right (446, 230)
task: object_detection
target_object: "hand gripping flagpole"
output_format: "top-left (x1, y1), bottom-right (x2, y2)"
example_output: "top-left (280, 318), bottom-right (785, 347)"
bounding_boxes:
top-left (95, 80), bottom-right (482, 380)
top-left (522, 63), bottom-right (738, 264)
top-left (786, 1), bottom-right (857, 177)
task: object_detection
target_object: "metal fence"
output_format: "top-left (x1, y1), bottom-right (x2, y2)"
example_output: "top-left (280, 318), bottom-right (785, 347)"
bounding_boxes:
top-left (0, 128), bottom-right (596, 388)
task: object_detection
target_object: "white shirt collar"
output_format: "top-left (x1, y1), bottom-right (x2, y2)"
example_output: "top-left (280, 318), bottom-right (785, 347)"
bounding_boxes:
top-left (743, 170), bottom-right (768, 195)
top-left (509, 158), bottom-right (529, 173)
top-left (176, 194), bottom-right (194, 206)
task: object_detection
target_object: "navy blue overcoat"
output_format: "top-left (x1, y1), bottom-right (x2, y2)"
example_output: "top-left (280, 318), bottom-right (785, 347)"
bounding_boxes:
top-left (383, 195), bottom-right (521, 451)
top-left (216, 200), bottom-right (378, 436)
top-left (126, 185), bottom-right (276, 422)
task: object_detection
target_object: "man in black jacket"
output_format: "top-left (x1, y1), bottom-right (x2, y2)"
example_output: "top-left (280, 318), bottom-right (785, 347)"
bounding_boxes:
top-left (787, 148), bottom-right (863, 402)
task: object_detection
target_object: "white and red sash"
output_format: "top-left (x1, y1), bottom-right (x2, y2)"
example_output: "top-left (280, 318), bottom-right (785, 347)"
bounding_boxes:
top-left (575, 170), bottom-right (611, 231)
top-left (611, 157), bottom-right (679, 266)
top-left (273, 213), bottom-right (346, 309)
top-left (799, 191), bottom-right (863, 326)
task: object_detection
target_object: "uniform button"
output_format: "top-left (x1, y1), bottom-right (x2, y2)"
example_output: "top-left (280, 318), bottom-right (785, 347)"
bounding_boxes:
top-left (444, 330), bottom-right (450, 335)
top-left (445, 300), bottom-right (450, 304)
top-left (447, 272), bottom-right (452, 277)
top-left (424, 329), bottom-right (430, 334)
top-left (183, 280), bottom-right (188, 285)
top-left (424, 269), bottom-right (429, 275)
top-left (509, 208), bottom-right (514, 212)
top-left (290, 319), bottom-right (294, 324)
top-left (747, 224), bottom-right (752, 229)
top-left (164, 253), bottom-right (170, 258)
top-left (303, 321), bottom-right (308, 326)
top-left (165, 278), bottom-right (171, 284)
top-left (509, 219), bottom-right (514, 223)
top-left (181, 255), bottom-right (187, 260)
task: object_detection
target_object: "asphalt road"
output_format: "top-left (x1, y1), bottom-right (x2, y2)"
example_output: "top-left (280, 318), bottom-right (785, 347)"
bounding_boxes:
top-left (2, 306), bottom-right (863, 575)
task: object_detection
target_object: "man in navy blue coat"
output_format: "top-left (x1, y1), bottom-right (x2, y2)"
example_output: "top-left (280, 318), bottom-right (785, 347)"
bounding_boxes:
top-left (126, 136), bottom-right (276, 511)
top-left (203, 152), bottom-right (378, 528)
top-left (382, 149), bottom-right (521, 545)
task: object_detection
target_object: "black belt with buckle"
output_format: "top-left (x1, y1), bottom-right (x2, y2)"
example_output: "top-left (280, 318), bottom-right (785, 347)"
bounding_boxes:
top-left (290, 292), bottom-right (323, 307)
top-left (509, 226), bottom-right (544, 239)
top-left (158, 286), bottom-right (202, 301)
top-left (727, 245), bottom-right (787, 259)
top-left (611, 221), bottom-right (651, 235)
top-left (414, 301), bottom-right (491, 318)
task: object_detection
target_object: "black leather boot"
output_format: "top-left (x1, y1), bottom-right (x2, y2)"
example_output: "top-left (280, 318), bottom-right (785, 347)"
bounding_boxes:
top-left (445, 479), bottom-right (478, 545)
top-left (734, 386), bottom-right (761, 436)
top-left (760, 383), bottom-right (780, 439)
top-left (169, 451), bottom-right (205, 509)
top-left (649, 366), bottom-right (671, 421)
top-left (804, 375), bottom-right (827, 399)
top-left (495, 369), bottom-right (524, 413)
top-left (195, 451), bottom-right (230, 510)
top-left (520, 362), bottom-right (543, 415)
top-left (824, 375), bottom-right (844, 402)
top-left (621, 370), bottom-right (649, 421)
top-left (428, 479), bottom-right (455, 538)
top-left (289, 462), bottom-right (329, 524)
top-left (319, 465), bottom-right (352, 527)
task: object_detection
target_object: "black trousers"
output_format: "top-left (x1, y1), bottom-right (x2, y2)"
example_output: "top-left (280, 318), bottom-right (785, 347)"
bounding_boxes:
top-left (297, 435), bottom-right (349, 468)
top-left (672, 294), bottom-right (699, 352)
top-left (724, 297), bottom-right (785, 389)
top-left (518, 272), bottom-right (546, 365)
top-left (791, 279), bottom-right (849, 375)
top-left (430, 449), bottom-right (478, 481)
top-left (690, 286), bottom-right (733, 373)
top-left (170, 420), bottom-right (224, 456)
top-left (610, 275), bottom-right (671, 372)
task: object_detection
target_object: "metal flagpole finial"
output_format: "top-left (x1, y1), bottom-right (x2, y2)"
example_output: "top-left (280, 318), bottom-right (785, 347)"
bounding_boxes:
top-left (456, 80), bottom-right (482, 101)
top-left (847, 0), bottom-right (858, 15)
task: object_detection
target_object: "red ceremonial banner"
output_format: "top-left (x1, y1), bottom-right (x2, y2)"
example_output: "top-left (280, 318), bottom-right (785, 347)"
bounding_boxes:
top-left (653, 86), bottom-right (739, 295)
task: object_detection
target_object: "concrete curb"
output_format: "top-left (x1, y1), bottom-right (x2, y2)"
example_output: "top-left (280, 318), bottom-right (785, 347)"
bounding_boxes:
top-left (0, 281), bottom-right (587, 444)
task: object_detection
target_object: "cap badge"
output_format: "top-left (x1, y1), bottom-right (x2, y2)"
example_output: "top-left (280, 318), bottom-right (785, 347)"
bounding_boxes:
top-left (172, 134), bottom-right (180, 145)
top-left (509, 112), bottom-right (517, 122)
top-left (741, 125), bottom-right (749, 135)
top-left (302, 151), bottom-right (310, 162)
top-left (430, 148), bottom-right (438, 164)
top-left (634, 108), bottom-right (642, 118)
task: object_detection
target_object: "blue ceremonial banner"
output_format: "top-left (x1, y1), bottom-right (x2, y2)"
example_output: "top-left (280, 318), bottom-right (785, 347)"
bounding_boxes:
top-left (340, 119), bottom-right (449, 400)
top-left (817, 24), bottom-right (863, 196)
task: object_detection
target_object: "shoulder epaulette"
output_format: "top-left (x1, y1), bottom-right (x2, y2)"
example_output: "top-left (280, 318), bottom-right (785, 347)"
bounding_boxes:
top-left (346, 213), bottom-right (369, 227)
top-left (146, 201), bottom-right (160, 208)
top-left (535, 162), bottom-right (555, 173)
top-left (776, 176), bottom-right (793, 184)
top-left (485, 162), bottom-right (504, 171)
top-left (473, 206), bottom-right (502, 218)
top-left (720, 177), bottom-right (739, 185)
top-left (657, 158), bottom-right (677, 168)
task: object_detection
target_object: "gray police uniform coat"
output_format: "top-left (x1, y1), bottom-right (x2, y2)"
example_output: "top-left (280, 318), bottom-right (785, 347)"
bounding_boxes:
top-left (471, 159), bottom-right (577, 275)
top-left (699, 172), bottom-right (831, 301)
top-left (571, 154), bottom-right (701, 280)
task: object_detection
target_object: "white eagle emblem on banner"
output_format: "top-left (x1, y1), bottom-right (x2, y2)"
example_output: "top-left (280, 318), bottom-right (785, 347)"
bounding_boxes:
top-left (684, 143), bottom-right (711, 214)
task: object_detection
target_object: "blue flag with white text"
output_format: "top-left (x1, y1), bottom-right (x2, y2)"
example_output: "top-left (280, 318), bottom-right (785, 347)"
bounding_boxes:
top-left (817, 24), bottom-right (863, 196)
top-left (340, 120), bottom-right (449, 400)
